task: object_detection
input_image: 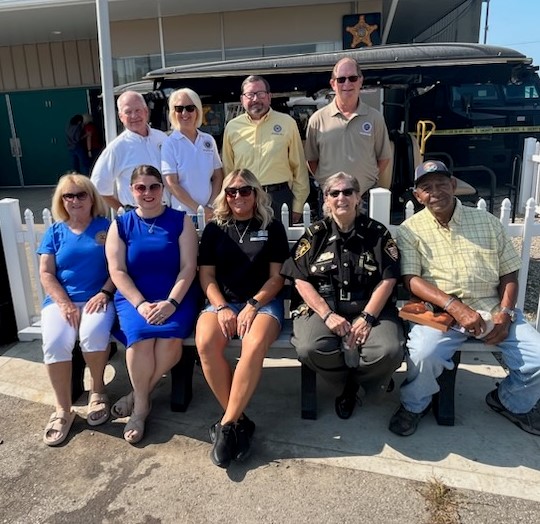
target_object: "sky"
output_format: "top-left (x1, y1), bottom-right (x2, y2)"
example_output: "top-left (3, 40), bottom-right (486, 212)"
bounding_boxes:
top-left (480, 0), bottom-right (540, 67)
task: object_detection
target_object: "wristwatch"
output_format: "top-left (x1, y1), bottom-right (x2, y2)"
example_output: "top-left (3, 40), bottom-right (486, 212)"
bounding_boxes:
top-left (247, 298), bottom-right (261, 311)
top-left (500, 306), bottom-right (516, 322)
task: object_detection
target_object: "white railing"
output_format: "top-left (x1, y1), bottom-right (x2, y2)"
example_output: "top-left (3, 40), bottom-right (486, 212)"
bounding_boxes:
top-left (519, 137), bottom-right (540, 215)
top-left (0, 188), bottom-right (538, 341)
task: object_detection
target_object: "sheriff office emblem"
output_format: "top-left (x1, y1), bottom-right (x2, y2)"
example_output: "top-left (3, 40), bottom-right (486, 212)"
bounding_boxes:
top-left (294, 238), bottom-right (311, 260)
top-left (95, 231), bottom-right (107, 245)
top-left (384, 239), bottom-right (399, 261)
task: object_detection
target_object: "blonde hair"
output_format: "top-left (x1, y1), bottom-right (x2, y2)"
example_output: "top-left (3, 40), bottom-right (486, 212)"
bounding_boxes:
top-left (168, 88), bottom-right (203, 129)
top-left (51, 172), bottom-right (108, 222)
top-left (213, 169), bottom-right (274, 229)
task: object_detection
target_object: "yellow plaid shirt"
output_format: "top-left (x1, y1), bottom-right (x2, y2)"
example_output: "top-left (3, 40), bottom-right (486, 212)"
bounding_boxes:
top-left (396, 199), bottom-right (521, 313)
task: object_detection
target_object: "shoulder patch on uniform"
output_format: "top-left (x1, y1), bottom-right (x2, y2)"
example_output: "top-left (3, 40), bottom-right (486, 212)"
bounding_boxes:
top-left (384, 238), bottom-right (399, 261)
top-left (294, 238), bottom-right (311, 260)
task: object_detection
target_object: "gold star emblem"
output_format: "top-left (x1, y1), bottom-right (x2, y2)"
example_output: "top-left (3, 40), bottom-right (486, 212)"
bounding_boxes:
top-left (346, 15), bottom-right (378, 48)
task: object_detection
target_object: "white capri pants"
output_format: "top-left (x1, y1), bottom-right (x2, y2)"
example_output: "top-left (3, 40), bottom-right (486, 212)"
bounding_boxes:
top-left (41, 301), bottom-right (116, 364)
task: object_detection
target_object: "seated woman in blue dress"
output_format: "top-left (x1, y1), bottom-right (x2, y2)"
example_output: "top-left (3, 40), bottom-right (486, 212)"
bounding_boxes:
top-left (38, 173), bottom-right (115, 446)
top-left (196, 168), bottom-right (290, 468)
top-left (106, 165), bottom-right (199, 444)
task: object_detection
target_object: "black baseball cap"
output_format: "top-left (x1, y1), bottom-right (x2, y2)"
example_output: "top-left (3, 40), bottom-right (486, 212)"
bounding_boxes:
top-left (414, 160), bottom-right (452, 186)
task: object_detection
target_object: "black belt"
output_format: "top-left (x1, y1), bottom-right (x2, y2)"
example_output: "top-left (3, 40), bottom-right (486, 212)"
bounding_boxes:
top-left (263, 182), bottom-right (289, 193)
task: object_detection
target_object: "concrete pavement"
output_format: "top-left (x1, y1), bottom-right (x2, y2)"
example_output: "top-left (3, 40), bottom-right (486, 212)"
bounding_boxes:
top-left (1, 338), bottom-right (540, 523)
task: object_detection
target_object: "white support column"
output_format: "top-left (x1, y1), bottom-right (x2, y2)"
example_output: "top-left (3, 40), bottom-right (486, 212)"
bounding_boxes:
top-left (0, 199), bottom-right (35, 332)
top-left (96, 0), bottom-right (117, 144)
top-left (368, 187), bottom-right (391, 229)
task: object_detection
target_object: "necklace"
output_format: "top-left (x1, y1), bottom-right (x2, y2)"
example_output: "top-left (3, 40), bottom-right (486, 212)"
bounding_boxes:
top-left (139, 215), bottom-right (158, 234)
top-left (233, 219), bottom-right (252, 244)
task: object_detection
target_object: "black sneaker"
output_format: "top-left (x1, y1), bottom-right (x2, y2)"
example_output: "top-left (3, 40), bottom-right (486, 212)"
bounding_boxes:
top-left (486, 389), bottom-right (540, 436)
top-left (389, 404), bottom-right (431, 436)
top-left (210, 423), bottom-right (236, 468)
top-left (235, 415), bottom-right (256, 461)
top-left (335, 374), bottom-right (360, 419)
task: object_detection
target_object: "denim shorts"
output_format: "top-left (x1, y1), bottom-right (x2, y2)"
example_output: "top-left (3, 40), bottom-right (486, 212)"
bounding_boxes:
top-left (203, 297), bottom-right (284, 328)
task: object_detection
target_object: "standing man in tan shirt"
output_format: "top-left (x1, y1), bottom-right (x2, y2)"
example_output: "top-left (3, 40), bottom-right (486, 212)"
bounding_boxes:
top-left (222, 75), bottom-right (310, 223)
top-left (305, 58), bottom-right (392, 199)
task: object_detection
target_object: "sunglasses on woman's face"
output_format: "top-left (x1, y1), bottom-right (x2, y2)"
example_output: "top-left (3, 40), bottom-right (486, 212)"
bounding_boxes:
top-left (132, 183), bottom-right (163, 193)
top-left (62, 191), bottom-right (88, 202)
top-left (174, 105), bottom-right (196, 113)
top-left (224, 186), bottom-right (254, 198)
top-left (327, 188), bottom-right (356, 198)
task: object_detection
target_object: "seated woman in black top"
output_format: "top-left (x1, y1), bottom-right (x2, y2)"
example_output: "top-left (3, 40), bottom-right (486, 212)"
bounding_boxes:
top-left (281, 172), bottom-right (404, 420)
top-left (196, 168), bottom-right (290, 468)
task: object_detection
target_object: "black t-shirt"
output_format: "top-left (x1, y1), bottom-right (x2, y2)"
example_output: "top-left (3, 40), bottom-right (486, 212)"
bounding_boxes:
top-left (198, 217), bottom-right (290, 302)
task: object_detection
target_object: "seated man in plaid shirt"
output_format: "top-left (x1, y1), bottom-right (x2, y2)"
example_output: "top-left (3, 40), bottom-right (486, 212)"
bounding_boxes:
top-left (389, 160), bottom-right (540, 437)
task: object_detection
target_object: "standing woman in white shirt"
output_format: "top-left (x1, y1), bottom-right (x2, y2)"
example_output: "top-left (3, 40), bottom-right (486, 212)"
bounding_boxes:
top-left (161, 88), bottom-right (224, 222)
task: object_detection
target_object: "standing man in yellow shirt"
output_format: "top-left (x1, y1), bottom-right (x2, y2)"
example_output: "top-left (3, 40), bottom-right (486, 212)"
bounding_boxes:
top-left (222, 75), bottom-right (310, 223)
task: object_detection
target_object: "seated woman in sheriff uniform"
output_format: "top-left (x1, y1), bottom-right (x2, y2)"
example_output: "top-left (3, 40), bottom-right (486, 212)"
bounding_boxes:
top-left (195, 168), bottom-right (290, 469)
top-left (281, 172), bottom-right (404, 419)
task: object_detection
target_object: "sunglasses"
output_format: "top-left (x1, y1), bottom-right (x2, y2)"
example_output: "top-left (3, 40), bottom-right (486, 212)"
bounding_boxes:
top-left (62, 191), bottom-right (88, 202)
top-left (174, 105), bottom-right (196, 113)
top-left (334, 75), bottom-right (360, 84)
top-left (132, 183), bottom-right (163, 193)
top-left (224, 186), bottom-right (254, 198)
top-left (327, 188), bottom-right (356, 198)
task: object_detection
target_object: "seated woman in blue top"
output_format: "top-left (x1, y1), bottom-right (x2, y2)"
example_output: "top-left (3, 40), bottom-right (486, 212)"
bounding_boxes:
top-left (106, 165), bottom-right (199, 445)
top-left (38, 173), bottom-right (115, 446)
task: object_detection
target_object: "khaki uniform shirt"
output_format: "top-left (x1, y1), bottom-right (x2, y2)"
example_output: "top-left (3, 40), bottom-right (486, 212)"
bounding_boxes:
top-left (396, 199), bottom-right (521, 313)
top-left (305, 99), bottom-right (391, 195)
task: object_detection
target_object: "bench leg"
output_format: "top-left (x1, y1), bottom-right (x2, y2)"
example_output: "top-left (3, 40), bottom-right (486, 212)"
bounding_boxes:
top-left (170, 346), bottom-right (196, 412)
top-left (71, 341), bottom-right (86, 402)
top-left (301, 363), bottom-right (317, 420)
top-left (433, 351), bottom-right (461, 426)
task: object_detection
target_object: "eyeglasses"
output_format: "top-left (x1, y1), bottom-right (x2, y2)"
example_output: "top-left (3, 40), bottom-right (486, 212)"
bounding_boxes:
top-left (174, 105), bottom-right (196, 113)
top-left (62, 191), bottom-right (88, 202)
top-left (132, 183), bottom-right (163, 193)
top-left (241, 91), bottom-right (268, 100)
top-left (334, 75), bottom-right (360, 84)
top-left (327, 188), bottom-right (356, 198)
top-left (224, 186), bottom-right (254, 198)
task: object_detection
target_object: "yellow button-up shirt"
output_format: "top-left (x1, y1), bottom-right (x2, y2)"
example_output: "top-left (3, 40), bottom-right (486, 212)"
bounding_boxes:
top-left (222, 108), bottom-right (309, 214)
top-left (396, 199), bottom-right (521, 313)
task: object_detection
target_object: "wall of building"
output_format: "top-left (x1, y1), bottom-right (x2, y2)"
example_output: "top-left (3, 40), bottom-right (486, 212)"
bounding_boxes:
top-left (0, 40), bottom-right (100, 92)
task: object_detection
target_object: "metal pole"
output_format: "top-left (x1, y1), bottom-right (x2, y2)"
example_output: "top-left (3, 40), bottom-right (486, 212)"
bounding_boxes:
top-left (483, 0), bottom-right (490, 44)
top-left (158, 0), bottom-right (166, 68)
top-left (96, 0), bottom-right (117, 144)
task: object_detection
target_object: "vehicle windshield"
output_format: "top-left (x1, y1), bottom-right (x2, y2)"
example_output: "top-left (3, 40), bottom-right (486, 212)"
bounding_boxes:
top-left (452, 82), bottom-right (540, 109)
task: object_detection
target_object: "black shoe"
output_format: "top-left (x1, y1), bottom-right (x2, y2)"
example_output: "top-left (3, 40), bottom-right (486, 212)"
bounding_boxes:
top-left (209, 412), bottom-right (254, 444)
top-left (210, 423), bottom-right (236, 468)
top-left (389, 404), bottom-right (431, 436)
top-left (486, 389), bottom-right (540, 436)
top-left (386, 378), bottom-right (395, 393)
top-left (235, 415), bottom-right (256, 461)
top-left (335, 375), bottom-right (359, 419)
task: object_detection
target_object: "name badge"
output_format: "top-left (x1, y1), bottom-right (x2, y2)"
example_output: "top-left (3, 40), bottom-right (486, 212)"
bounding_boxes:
top-left (250, 230), bottom-right (268, 241)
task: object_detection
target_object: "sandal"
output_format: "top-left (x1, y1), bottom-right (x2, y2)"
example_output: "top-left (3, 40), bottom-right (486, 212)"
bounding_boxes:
top-left (43, 410), bottom-right (76, 446)
top-left (111, 392), bottom-right (134, 418)
top-left (123, 408), bottom-right (151, 445)
top-left (87, 392), bottom-right (110, 426)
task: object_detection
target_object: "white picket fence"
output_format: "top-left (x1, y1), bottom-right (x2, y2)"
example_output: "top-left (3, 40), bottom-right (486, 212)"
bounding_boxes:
top-left (0, 187), bottom-right (539, 341)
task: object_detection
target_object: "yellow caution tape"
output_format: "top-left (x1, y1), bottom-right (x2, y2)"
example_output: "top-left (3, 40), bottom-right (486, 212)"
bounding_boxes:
top-left (423, 126), bottom-right (540, 136)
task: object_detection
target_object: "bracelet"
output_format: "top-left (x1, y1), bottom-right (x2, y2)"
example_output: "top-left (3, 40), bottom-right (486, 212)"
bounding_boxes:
top-left (168, 297), bottom-right (180, 309)
top-left (360, 311), bottom-right (377, 326)
top-left (216, 304), bottom-right (229, 312)
top-left (100, 288), bottom-right (114, 299)
top-left (322, 310), bottom-right (333, 322)
top-left (135, 299), bottom-right (147, 311)
top-left (443, 296), bottom-right (457, 311)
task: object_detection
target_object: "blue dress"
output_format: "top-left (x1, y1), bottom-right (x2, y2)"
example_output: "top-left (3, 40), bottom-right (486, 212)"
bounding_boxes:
top-left (114, 208), bottom-right (199, 347)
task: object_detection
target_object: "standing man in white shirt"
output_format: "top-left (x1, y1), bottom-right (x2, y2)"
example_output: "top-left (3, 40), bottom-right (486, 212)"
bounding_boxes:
top-left (91, 91), bottom-right (167, 211)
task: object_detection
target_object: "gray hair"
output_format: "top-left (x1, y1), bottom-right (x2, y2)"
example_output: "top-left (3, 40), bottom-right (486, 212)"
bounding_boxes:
top-left (322, 172), bottom-right (361, 218)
